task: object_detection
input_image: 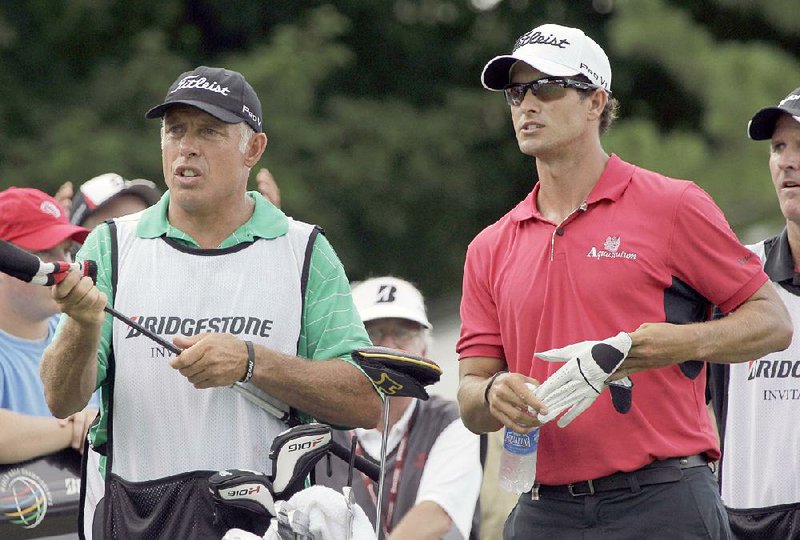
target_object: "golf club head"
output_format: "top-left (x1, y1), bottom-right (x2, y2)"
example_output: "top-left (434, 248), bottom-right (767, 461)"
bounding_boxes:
top-left (269, 423), bottom-right (332, 498)
top-left (209, 469), bottom-right (276, 517)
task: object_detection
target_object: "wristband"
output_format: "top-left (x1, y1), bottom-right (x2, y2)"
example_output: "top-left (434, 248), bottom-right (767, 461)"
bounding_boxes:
top-left (240, 340), bottom-right (255, 383)
top-left (484, 370), bottom-right (507, 407)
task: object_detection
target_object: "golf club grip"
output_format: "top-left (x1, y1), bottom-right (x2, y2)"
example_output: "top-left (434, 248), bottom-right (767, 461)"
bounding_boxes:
top-left (329, 439), bottom-right (380, 482)
top-left (0, 239), bottom-right (95, 285)
top-left (0, 239), bottom-right (40, 281)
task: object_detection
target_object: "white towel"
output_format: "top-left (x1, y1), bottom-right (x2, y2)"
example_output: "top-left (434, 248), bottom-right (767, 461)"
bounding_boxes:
top-left (222, 528), bottom-right (263, 540)
top-left (262, 485), bottom-right (375, 540)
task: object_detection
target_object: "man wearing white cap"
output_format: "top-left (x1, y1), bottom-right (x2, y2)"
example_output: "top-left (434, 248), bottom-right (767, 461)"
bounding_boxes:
top-left (708, 87), bottom-right (800, 539)
top-left (318, 276), bottom-right (482, 540)
top-left (456, 23), bottom-right (791, 538)
top-left (70, 173), bottom-right (162, 230)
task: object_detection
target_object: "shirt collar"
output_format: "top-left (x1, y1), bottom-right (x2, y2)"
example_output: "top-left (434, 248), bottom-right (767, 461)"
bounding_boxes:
top-left (510, 154), bottom-right (636, 223)
top-left (763, 227), bottom-right (796, 282)
top-left (354, 400), bottom-right (418, 460)
top-left (136, 190), bottom-right (288, 247)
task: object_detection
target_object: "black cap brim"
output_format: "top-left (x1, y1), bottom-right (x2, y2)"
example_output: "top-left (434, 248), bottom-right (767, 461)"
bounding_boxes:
top-left (145, 100), bottom-right (245, 126)
top-left (748, 107), bottom-right (787, 140)
top-left (482, 56), bottom-right (519, 90)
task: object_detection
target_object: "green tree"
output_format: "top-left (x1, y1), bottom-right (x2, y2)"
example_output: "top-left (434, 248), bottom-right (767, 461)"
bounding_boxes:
top-left (0, 0), bottom-right (797, 300)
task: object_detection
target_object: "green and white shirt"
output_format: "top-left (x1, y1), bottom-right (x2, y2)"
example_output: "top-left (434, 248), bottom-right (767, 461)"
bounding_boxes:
top-left (60, 190), bottom-right (374, 477)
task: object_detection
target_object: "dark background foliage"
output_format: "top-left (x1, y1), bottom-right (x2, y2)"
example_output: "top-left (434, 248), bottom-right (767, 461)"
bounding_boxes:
top-left (1, 0), bottom-right (798, 304)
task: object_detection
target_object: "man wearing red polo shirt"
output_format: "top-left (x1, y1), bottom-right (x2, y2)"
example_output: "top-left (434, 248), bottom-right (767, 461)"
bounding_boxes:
top-left (456, 23), bottom-right (792, 539)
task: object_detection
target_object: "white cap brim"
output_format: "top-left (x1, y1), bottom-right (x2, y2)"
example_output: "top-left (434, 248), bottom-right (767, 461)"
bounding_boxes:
top-left (481, 54), bottom-right (584, 90)
top-left (359, 304), bottom-right (432, 329)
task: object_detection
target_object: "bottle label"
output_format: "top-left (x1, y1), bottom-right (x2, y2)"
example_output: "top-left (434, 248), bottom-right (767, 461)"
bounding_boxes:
top-left (503, 428), bottom-right (538, 455)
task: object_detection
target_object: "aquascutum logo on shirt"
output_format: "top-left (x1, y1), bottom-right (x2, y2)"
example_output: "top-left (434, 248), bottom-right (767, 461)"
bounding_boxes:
top-left (586, 236), bottom-right (638, 260)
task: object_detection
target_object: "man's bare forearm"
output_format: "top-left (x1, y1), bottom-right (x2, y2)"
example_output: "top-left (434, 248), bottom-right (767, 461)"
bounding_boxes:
top-left (617, 281), bottom-right (792, 378)
top-left (458, 357), bottom-right (507, 434)
top-left (0, 409), bottom-right (71, 464)
top-left (387, 501), bottom-right (453, 540)
top-left (40, 316), bottom-right (100, 418)
top-left (251, 348), bottom-right (382, 428)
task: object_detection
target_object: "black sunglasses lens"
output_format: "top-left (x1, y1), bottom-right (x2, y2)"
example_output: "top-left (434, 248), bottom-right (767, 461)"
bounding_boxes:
top-left (536, 82), bottom-right (568, 101)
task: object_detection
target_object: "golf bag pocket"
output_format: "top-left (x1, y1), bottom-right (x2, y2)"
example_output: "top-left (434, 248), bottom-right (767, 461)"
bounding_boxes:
top-left (101, 469), bottom-right (265, 539)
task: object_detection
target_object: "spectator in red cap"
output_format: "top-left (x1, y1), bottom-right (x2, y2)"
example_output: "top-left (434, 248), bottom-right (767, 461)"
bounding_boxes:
top-left (0, 187), bottom-right (96, 464)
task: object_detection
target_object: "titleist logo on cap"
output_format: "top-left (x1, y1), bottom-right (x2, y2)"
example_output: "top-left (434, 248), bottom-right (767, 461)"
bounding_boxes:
top-left (171, 76), bottom-right (231, 96)
top-left (514, 30), bottom-right (570, 51)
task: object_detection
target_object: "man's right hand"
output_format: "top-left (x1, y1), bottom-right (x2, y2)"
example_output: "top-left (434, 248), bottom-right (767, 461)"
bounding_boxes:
top-left (52, 268), bottom-right (106, 325)
top-left (484, 371), bottom-right (548, 434)
top-left (256, 167), bottom-right (281, 208)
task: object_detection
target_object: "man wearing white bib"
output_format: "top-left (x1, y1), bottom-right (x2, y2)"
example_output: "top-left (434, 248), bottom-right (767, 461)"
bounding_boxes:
top-left (40, 65), bottom-right (382, 538)
top-left (709, 86), bottom-right (800, 540)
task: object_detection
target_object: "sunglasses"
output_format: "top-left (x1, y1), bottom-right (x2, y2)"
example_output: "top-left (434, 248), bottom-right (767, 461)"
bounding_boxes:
top-left (366, 324), bottom-right (424, 347)
top-left (503, 78), bottom-right (601, 106)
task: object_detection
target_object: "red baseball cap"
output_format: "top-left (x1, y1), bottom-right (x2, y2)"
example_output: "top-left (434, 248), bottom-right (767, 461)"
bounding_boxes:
top-left (0, 187), bottom-right (90, 250)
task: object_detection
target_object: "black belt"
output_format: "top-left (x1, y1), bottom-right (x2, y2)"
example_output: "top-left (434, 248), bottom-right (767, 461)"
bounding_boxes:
top-left (533, 454), bottom-right (708, 498)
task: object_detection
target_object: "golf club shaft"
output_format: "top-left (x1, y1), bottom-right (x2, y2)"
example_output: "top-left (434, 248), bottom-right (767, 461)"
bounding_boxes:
top-left (375, 397), bottom-right (391, 536)
top-left (103, 304), bottom-right (181, 354)
top-left (103, 306), bottom-right (297, 421)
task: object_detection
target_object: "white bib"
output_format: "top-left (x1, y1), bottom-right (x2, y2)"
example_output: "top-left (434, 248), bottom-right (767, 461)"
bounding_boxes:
top-left (108, 212), bottom-right (315, 482)
top-left (720, 240), bottom-right (800, 508)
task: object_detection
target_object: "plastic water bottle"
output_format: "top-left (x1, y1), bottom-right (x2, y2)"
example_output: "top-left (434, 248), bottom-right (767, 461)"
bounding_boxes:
top-left (498, 383), bottom-right (540, 493)
top-left (499, 426), bottom-right (539, 493)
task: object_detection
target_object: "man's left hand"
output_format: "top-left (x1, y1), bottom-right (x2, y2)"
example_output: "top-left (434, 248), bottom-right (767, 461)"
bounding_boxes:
top-left (171, 333), bottom-right (250, 388)
top-left (533, 332), bottom-right (632, 427)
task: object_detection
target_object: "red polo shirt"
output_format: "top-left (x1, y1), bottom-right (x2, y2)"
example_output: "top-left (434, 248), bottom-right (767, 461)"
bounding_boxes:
top-left (458, 154), bottom-right (767, 484)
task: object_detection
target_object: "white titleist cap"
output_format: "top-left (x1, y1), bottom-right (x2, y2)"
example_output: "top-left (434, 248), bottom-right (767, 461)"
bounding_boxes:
top-left (481, 23), bottom-right (611, 92)
top-left (351, 277), bottom-right (432, 329)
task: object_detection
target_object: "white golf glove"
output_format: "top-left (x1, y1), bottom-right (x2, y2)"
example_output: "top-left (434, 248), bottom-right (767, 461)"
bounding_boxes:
top-left (533, 332), bottom-right (632, 427)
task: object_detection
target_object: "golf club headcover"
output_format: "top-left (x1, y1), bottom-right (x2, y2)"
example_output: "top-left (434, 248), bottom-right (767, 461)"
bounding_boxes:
top-left (269, 423), bottom-right (332, 498)
top-left (209, 469), bottom-right (276, 517)
top-left (351, 346), bottom-right (442, 399)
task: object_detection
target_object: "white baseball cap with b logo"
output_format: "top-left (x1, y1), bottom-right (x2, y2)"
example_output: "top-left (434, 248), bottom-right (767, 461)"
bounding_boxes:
top-left (351, 276), bottom-right (432, 329)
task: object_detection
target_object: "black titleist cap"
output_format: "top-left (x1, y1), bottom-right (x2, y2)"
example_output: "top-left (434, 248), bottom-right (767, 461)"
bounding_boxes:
top-left (748, 87), bottom-right (800, 140)
top-left (145, 66), bottom-right (263, 133)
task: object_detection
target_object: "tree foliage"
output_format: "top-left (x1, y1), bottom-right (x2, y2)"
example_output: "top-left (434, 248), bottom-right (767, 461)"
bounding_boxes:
top-left (0, 0), bottom-right (797, 300)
